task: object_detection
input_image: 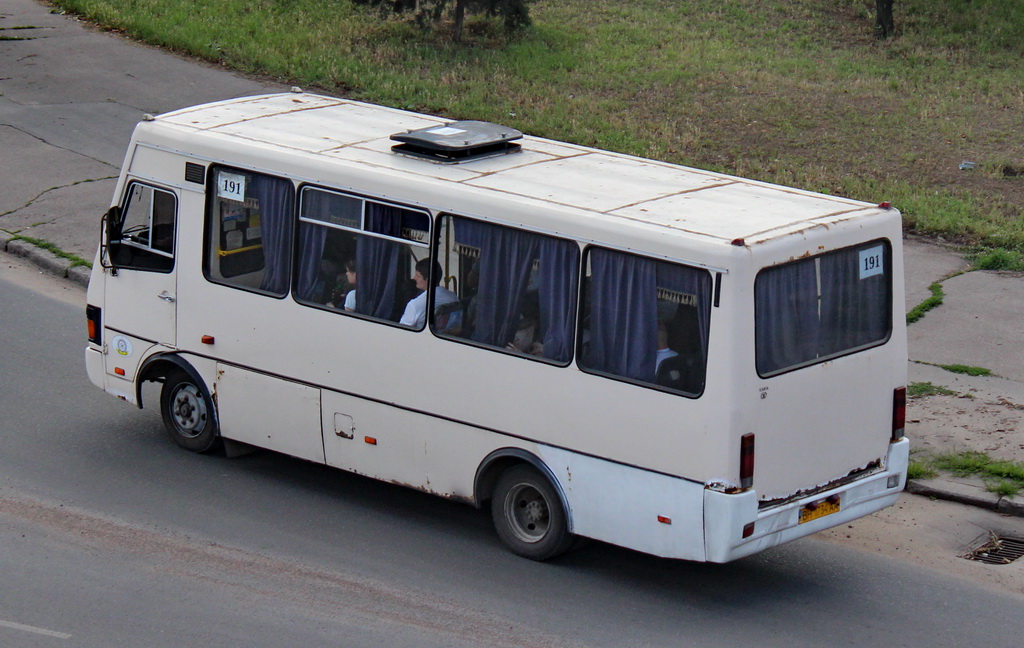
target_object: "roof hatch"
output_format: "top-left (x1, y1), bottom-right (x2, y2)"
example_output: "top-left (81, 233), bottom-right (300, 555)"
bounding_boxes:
top-left (391, 121), bottom-right (522, 164)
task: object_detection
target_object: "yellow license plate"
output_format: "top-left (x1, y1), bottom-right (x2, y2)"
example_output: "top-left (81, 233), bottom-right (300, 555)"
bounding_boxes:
top-left (798, 498), bottom-right (840, 524)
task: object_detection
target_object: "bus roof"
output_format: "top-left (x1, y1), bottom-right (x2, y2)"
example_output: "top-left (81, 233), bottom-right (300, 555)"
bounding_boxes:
top-left (156, 92), bottom-right (885, 247)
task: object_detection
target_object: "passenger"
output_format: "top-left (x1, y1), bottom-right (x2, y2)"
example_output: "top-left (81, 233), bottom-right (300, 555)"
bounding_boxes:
top-left (506, 317), bottom-right (544, 356)
top-left (343, 258), bottom-right (357, 312)
top-left (399, 258), bottom-right (458, 328)
top-left (655, 321), bottom-right (678, 373)
top-left (462, 263), bottom-right (480, 336)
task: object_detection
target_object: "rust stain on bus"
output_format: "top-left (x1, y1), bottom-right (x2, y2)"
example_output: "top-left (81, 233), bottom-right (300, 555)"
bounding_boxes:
top-left (385, 478), bottom-right (474, 505)
top-left (757, 458), bottom-right (883, 507)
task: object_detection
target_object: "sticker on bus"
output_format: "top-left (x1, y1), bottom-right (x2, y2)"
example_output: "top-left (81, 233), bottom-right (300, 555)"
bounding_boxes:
top-left (859, 245), bottom-right (884, 279)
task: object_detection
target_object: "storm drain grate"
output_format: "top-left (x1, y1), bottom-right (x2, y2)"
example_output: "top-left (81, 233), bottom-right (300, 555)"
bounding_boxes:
top-left (963, 535), bottom-right (1024, 565)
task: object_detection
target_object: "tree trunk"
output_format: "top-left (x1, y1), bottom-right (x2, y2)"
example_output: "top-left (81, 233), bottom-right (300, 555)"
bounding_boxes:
top-left (454, 0), bottom-right (467, 42)
top-left (876, 0), bottom-right (895, 39)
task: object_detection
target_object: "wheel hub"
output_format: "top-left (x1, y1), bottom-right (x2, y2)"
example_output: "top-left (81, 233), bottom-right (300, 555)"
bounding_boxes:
top-left (523, 499), bottom-right (546, 525)
top-left (171, 385), bottom-right (206, 437)
top-left (506, 483), bottom-right (550, 543)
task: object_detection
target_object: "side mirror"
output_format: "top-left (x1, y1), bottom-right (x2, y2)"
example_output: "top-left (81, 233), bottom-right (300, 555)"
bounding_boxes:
top-left (104, 205), bottom-right (122, 244)
top-left (101, 206), bottom-right (122, 271)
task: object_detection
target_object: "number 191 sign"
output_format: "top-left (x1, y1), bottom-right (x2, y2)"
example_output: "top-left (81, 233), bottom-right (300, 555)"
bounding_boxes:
top-left (859, 245), bottom-right (884, 279)
top-left (218, 172), bottom-right (246, 202)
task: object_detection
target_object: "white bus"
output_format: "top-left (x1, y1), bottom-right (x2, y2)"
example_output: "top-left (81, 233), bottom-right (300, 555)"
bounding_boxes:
top-left (85, 91), bottom-right (909, 563)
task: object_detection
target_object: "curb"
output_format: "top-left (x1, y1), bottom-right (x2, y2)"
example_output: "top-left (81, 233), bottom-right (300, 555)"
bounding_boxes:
top-left (906, 479), bottom-right (1024, 517)
top-left (2, 237), bottom-right (90, 288)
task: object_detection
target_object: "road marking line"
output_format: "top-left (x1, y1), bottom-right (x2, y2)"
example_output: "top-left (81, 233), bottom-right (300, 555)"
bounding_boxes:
top-left (0, 619), bottom-right (72, 639)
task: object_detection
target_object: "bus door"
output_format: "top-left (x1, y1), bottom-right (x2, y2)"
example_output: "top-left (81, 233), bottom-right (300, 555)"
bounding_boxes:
top-left (102, 180), bottom-right (178, 347)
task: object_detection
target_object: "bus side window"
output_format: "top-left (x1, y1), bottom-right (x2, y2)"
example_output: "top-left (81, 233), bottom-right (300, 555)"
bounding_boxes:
top-left (293, 186), bottom-right (427, 324)
top-left (579, 248), bottom-right (711, 396)
top-left (205, 167), bottom-right (295, 296)
top-left (436, 215), bottom-right (579, 364)
top-left (108, 182), bottom-right (176, 273)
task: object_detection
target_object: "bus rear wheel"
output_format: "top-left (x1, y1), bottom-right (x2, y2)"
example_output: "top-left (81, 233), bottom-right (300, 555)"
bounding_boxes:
top-left (160, 370), bottom-right (220, 453)
top-left (491, 464), bottom-right (573, 561)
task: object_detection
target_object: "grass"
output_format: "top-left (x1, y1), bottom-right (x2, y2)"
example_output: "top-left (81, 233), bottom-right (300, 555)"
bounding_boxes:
top-left (989, 480), bottom-right (1021, 498)
top-left (914, 451), bottom-right (1024, 497)
top-left (934, 451), bottom-right (997, 475)
top-left (907, 459), bottom-right (937, 480)
top-left (10, 236), bottom-right (92, 268)
top-left (971, 247), bottom-right (1024, 271)
top-left (908, 381), bottom-right (956, 397)
top-left (0, 25), bottom-right (39, 40)
top-left (906, 282), bottom-right (944, 323)
top-left (936, 363), bottom-right (992, 377)
top-left (48, 0), bottom-right (1024, 252)
top-left (936, 451), bottom-right (1024, 497)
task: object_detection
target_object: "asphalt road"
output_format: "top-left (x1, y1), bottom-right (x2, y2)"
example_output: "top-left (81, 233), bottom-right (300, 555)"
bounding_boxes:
top-left (2, 259), bottom-right (1023, 648)
top-left (3, 0), bottom-right (1024, 644)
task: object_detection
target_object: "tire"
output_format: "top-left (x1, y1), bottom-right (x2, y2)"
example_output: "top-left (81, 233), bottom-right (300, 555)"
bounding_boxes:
top-left (160, 370), bottom-right (220, 453)
top-left (491, 464), bottom-right (574, 561)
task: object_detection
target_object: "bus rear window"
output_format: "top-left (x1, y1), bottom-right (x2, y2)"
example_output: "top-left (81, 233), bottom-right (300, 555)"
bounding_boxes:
top-left (755, 240), bottom-right (892, 376)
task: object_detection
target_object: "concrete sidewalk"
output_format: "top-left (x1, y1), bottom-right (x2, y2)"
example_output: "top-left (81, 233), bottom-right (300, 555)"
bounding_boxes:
top-left (2, 0), bottom-right (1022, 515)
top-left (903, 244), bottom-right (1024, 516)
top-left (1, 0), bottom-right (279, 264)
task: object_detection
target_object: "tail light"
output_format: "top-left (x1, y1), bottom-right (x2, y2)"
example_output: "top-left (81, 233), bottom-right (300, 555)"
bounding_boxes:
top-left (86, 305), bottom-right (102, 345)
top-left (740, 433), bottom-right (755, 489)
top-left (892, 387), bottom-right (907, 441)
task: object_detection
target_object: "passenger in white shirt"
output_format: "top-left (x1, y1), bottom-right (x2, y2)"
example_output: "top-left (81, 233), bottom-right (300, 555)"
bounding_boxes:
top-left (343, 258), bottom-right (357, 311)
top-left (655, 322), bottom-right (678, 373)
top-left (400, 258), bottom-right (458, 328)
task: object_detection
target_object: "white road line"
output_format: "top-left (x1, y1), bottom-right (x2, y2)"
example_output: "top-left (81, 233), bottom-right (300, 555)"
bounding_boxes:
top-left (0, 619), bottom-right (72, 639)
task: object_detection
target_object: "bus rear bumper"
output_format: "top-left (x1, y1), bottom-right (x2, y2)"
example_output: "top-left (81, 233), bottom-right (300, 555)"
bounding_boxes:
top-left (704, 438), bottom-right (910, 563)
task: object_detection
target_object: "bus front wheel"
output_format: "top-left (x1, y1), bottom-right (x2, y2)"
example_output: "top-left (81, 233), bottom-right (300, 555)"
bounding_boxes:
top-left (160, 370), bottom-right (220, 453)
top-left (491, 464), bottom-right (573, 561)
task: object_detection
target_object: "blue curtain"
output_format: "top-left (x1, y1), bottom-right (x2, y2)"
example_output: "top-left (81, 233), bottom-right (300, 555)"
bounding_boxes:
top-left (453, 217), bottom-right (488, 249)
top-left (471, 224), bottom-right (540, 347)
top-left (756, 246), bottom-right (891, 375)
top-left (755, 259), bottom-right (820, 375)
top-left (586, 250), bottom-right (658, 382)
top-left (356, 202), bottom-right (404, 319)
top-left (452, 216), bottom-right (578, 358)
top-left (818, 247), bottom-right (890, 356)
top-left (294, 190), bottom-right (328, 302)
top-left (250, 173), bottom-right (294, 295)
top-left (537, 238), bottom-right (579, 362)
top-left (656, 262), bottom-right (712, 356)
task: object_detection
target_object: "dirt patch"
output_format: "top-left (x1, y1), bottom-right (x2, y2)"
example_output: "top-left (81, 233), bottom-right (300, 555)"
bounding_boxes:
top-left (907, 392), bottom-right (1024, 464)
